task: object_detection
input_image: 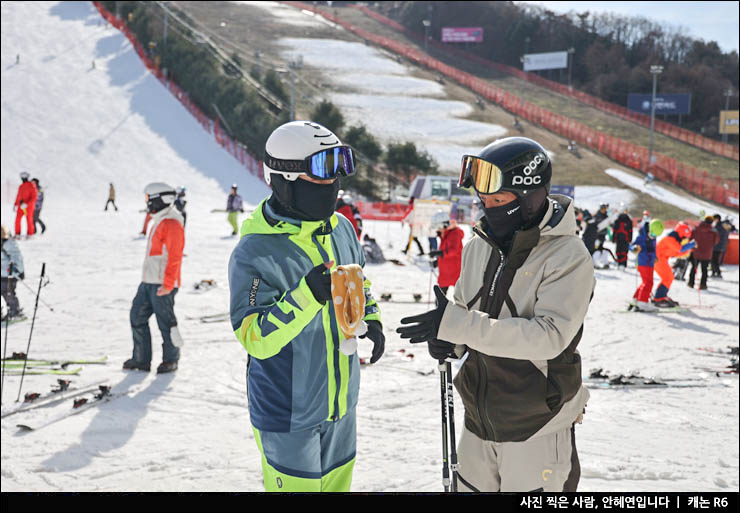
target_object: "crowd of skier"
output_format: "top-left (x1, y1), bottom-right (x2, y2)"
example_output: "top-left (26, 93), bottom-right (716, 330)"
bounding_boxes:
top-left (1, 121), bottom-right (738, 494)
top-left (570, 203), bottom-right (736, 311)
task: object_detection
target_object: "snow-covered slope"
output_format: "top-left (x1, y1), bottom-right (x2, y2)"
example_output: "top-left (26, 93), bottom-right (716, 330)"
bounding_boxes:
top-left (1, 1), bottom-right (737, 493)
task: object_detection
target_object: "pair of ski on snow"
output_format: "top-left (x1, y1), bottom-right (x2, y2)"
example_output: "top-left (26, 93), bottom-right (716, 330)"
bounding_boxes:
top-left (2, 377), bottom-right (128, 431)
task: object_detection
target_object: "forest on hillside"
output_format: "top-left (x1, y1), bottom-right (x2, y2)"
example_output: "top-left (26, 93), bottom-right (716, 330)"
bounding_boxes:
top-left (381, 1), bottom-right (738, 140)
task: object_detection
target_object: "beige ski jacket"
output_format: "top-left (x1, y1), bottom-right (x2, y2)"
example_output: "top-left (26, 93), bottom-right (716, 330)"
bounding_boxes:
top-left (438, 194), bottom-right (595, 443)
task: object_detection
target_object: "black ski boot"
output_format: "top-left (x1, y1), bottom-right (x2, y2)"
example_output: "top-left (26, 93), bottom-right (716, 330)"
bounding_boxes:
top-left (157, 361), bottom-right (178, 374)
top-left (123, 358), bottom-right (150, 372)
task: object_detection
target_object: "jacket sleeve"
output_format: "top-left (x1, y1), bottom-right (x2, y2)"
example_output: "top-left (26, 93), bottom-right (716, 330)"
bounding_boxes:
top-left (438, 240), bottom-right (594, 361)
top-left (160, 219), bottom-right (184, 290)
top-left (228, 246), bottom-right (324, 360)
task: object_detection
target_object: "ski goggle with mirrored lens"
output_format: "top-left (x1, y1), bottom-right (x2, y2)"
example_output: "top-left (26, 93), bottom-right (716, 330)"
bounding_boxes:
top-left (265, 146), bottom-right (356, 181)
top-left (459, 155), bottom-right (504, 195)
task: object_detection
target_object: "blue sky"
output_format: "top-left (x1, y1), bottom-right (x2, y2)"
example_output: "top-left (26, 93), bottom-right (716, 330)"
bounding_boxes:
top-left (516, 1), bottom-right (739, 54)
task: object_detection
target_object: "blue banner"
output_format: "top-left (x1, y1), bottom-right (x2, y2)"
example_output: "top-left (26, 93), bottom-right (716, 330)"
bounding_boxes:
top-left (627, 93), bottom-right (691, 115)
top-left (550, 185), bottom-right (575, 198)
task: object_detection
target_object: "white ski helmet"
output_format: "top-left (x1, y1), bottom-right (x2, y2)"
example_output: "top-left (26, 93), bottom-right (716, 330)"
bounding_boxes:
top-left (431, 209), bottom-right (450, 231)
top-left (144, 182), bottom-right (177, 213)
top-left (263, 121), bottom-right (350, 185)
top-left (20, 171), bottom-right (30, 181)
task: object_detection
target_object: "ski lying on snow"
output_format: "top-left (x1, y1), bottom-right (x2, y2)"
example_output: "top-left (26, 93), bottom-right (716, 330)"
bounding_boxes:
top-left (1, 379), bottom-right (109, 418)
top-left (185, 312), bottom-right (230, 323)
top-left (3, 367), bottom-right (83, 376)
top-left (584, 368), bottom-right (720, 388)
top-left (584, 379), bottom-right (711, 389)
top-left (2, 354), bottom-right (109, 366)
top-left (1, 356), bottom-right (109, 369)
top-left (697, 346), bottom-right (739, 356)
top-left (16, 386), bottom-right (128, 432)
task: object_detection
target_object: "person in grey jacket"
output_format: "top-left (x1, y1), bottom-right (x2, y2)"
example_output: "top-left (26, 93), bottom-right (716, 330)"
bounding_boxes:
top-left (1, 224), bottom-right (25, 320)
top-left (31, 178), bottom-right (46, 234)
top-left (398, 137), bottom-right (594, 492)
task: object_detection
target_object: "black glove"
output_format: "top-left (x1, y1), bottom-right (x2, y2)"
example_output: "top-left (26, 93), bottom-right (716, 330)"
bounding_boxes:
top-left (427, 338), bottom-right (456, 362)
top-left (18, 272), bottom-right (25, 281)
top-left (432, 259), bottom-right (438, 268)
top-left (305, 262), bottom-right (332, 303)
top-left (429, 250), bottom-right (443, 258)
top-left (359, 320), bottom-right (385, 364)
top-left (397, 285), bottom-right (449, 344)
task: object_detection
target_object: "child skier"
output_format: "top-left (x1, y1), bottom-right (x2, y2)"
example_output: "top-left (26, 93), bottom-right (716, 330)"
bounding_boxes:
top-left (653, 222), bottom-right (695, 307)
top-left (629, 219), bottom-right (663, 312)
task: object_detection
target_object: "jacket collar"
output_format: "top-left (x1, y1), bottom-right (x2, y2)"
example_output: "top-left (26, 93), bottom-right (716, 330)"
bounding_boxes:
top-left (240, 198), bottom-right (337, 240)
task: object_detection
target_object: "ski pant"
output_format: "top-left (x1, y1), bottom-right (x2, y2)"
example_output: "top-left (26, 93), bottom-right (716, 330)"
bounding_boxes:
top-left (14, 205), bottom-right (35, 236)
top-left (456, 424), bottom-right (580, 492)
top-left (582, 234), bottom-right (596, 255)
top-left (252, 408), bottom-right (356, 492)
top-left (688, 259), bottom-right (710, 288)
top-left (673, 258), bottom-right (688, 280)
top-left (633, 265), bottom-right (654, 303)
top-left (228, 211), bottom-right (239, 234)
top-left (615, 238), bottom-right (630, 267)
top-left (33, 208), bottom-right (45, 234)
top-left (104, 198), bottom-right (118, 211)
top-left (1, 277), bottom-right (21, 317)
top-left (428, 237), bottom-right (438, 251)
top-left (654, 258), bottom-right (673, 298)
top-left (129, 283), bottom-right (180, 364)
top-left (404, 236), bottom-right (424, 255)
top-left (711, 250), bottom-right (725, 276)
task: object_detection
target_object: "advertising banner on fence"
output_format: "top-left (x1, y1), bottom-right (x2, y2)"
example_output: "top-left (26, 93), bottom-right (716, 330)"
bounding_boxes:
top-left (627, 94), bottom-right (691, 115)
top-left (441, 27), bottom-right (483, 43)
top-left (550, 185), bottom-right (575, 198)
top-left (719, 110), bottom-right (739, 134)
top-left (523, 51), bottom-right (568, 71)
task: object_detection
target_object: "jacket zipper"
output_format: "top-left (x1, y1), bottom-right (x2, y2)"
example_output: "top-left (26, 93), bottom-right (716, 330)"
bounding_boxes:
top-left (312, 226), bottom-right (341, 422)
top-left (478, 238), bottom-right (507, 441)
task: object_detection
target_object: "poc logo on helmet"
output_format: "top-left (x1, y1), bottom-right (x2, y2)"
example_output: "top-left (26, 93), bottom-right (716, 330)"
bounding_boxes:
top-left (512, 154), bottom-right (544, 186)
top-left (523, 154), bottom-right (544, 175)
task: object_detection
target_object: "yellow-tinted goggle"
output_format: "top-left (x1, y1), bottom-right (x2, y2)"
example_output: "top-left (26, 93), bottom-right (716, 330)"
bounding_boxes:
top-left (459, 155), bottom-right (503, 195)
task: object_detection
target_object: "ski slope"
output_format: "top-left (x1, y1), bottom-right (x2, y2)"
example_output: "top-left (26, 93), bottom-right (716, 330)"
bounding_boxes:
top-left (1, 1), bottom-right (738, 493)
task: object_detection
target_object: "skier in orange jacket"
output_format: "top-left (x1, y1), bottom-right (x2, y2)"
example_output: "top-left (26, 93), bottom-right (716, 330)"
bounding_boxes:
top-left (14, 172), bottom-right (37, 237)
top-left (653, 222), bottom-right (695, 307)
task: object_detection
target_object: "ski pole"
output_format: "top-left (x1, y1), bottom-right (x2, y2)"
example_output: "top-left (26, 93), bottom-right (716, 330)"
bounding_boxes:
top-left (446, 360), bottom-right (459, 492)
top-left (16, 263), bottom-right (45, 402)
top-left (17, 277), bottom-right (54, 312)
top-left (438, 360), bottom-right (450, 492)
top-left (1, 313), bottom-right (9, 404)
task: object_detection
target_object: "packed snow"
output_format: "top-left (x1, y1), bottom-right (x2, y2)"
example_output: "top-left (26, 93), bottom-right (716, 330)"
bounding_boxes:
top-left (1, 1), bottom-right (738, 493)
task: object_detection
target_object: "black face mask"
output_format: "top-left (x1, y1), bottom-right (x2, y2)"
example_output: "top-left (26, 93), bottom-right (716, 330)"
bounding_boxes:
top-left (289, 177), bottom-right (340, 221)
top-left (483, 199), bottom-right (524, 243)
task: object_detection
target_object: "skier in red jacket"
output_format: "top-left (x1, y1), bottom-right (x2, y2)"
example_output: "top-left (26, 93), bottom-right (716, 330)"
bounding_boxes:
top-left (429, 217), bottom-right (464, 294)
top-left (336, 192), bottom-right (362, 239)
top-left (13, 172), bottom-right (37, 237)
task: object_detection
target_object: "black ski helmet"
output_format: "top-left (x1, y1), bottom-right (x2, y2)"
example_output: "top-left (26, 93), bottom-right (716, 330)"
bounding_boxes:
top-left (466, 137), bottom-right (551, 220)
